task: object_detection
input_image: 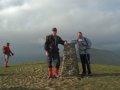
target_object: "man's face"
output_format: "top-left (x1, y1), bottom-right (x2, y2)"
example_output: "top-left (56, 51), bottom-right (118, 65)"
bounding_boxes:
top-left (52, 31), bottom-right (57, 36)
top-left (77, 33), bottom-right (82, 38)
top-left (7, 43), bottom-right (10, 46)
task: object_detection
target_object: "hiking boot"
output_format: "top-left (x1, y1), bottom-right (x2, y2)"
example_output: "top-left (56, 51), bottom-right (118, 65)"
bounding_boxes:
top-left (88, 73), bottom-right (92, 77)
top-left (48, 68), bottom-right (52, 78)
top-left (81, 73), bottom-right (86, 78)
top-left (81, 72), bottom-right (86, 76)
top-left (54, 75), bottom-right (59, 79)
top-left (54, 68), bottom-right (59, 78)
top-left (48, 76), bottom-right (53, 81)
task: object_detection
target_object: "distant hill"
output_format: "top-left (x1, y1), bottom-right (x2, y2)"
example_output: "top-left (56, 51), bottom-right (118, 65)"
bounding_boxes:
top-left (0, 47), bottom-right (120, 66)
top-left (89, 48), bottom-right (120, 66)
top-left (113, 49), bottom-right (120, 56)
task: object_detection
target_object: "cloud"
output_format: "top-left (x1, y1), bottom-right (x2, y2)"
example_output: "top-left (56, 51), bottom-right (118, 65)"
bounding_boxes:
top-left (0, 3), bottom-right (31, 15)
top-left (0, 0), bottom-right (120, 52)
top-left (0, 0), bottom-right (25, 9)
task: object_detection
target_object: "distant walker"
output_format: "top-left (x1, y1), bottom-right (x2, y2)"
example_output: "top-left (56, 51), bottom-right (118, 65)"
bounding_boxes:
top-left (2, 42), bottom-right (14, 68)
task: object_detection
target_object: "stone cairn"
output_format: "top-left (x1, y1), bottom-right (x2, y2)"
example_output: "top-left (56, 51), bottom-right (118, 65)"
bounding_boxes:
top-left (60, 44), bottom-right (80, 78)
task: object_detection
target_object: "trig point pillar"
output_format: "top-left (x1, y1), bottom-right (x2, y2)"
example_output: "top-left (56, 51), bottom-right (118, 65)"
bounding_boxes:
top-left (60, 44), bottom-right (80, 78)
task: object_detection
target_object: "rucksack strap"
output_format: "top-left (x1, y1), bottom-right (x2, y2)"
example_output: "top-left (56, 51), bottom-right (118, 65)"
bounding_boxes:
top-left (84, 38), bottom-right (88, 47)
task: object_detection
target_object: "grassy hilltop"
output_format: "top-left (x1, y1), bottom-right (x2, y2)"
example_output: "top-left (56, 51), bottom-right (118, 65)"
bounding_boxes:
top-left (0, 62), bottom-right (120, 90)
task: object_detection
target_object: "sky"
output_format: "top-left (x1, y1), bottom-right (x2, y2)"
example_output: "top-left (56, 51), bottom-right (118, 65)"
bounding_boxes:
top-left (0, 0), bottom-right (120, 62)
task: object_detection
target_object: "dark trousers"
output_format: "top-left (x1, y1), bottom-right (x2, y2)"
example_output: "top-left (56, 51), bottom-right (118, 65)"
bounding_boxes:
top-left (47, 54), bottom-right (60, 68)
top-left (80, 54), bottom-right (91, 74)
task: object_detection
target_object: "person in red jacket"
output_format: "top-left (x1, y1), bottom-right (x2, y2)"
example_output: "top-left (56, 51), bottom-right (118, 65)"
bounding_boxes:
top-left (2, 42), bottom-right (14, 68)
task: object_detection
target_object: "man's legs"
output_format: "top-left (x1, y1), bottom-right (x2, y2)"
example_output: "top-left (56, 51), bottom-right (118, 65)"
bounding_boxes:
top-left (4, 55), bottom-right (9, 68)
top-left (80, 54), bottom-right (86, 75)
top-left (85, 54), bottom-right (92, 75)
top-left (53, 54), bottom-right (60, 78)
top-left (47, 56), bottom-right (53, 78)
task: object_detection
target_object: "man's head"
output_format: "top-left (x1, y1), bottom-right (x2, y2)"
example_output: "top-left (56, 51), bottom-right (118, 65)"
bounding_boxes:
top-left (77, 32), bottom-right (83, 38)
top-left (52, 27), bottom-right (57, 36)
top-left (7, 42), bottom-right (10, 46)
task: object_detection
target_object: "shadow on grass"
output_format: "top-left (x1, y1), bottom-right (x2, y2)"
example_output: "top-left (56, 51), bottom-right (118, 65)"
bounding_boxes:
top-left (0, 87), bottom-right (43, 90)
top-left (93, 73), bottom-right (120, 77)
top-left (0, 73), bottom-right (15, 77)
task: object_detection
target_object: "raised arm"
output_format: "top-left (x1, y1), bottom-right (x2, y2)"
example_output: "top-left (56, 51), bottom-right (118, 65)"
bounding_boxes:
top-left (9, 47), bottom-right (14, 56)
top-left (58, 36), bottom-right (66, 45)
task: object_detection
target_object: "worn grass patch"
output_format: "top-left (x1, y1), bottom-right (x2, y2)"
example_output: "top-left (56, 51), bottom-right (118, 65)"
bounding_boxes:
top-left (0, 62), bottom-right (120, 90)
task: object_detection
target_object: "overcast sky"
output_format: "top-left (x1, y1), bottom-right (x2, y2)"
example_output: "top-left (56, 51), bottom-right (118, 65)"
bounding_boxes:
top-left (0, 0), bottom-right (120, 52)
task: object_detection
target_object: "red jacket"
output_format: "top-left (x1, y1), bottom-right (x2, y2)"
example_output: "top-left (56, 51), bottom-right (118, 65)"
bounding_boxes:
top-left (3, 46), bottom-right (11, 56)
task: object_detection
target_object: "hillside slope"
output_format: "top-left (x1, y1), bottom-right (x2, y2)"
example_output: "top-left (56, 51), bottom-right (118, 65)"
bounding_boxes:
top-left (89, 48), bottom-right (120, 66)
top-left (0, 62), bottom-right (120, 90)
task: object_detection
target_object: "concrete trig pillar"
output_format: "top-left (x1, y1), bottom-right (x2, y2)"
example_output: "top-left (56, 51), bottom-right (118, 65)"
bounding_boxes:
top-left (60, 44), bottom-right (80, 78)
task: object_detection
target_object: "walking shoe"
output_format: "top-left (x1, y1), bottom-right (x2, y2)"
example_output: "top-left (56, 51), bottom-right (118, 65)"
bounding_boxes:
top-left (81, 72), bottom-right (86, 76)
top-left (88, 73), bottom-right (92, 77)
top-left (81, 73), bottom-right (86, 78)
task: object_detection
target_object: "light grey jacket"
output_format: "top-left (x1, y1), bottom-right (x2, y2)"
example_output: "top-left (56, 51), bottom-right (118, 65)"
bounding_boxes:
top-left (72, 36), bottom-right (92, 54)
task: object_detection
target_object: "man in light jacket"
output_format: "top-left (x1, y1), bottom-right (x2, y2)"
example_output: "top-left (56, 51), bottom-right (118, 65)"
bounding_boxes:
top-left (72, 32), bottom-right (92, 77)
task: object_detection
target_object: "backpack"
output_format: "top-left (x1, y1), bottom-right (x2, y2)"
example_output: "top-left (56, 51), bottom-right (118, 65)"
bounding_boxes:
top-left (2, 46), bottom-right (7, 54)
top-left (84, 37), bottom-right (92, 49)
top-left (77, 37), bottom-right (92, 50)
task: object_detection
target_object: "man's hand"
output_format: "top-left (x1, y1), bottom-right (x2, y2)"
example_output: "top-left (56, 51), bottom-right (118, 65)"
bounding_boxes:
top-left (11, 53), bottom-right (14, 56)
top-left (45, 51), bottom-right (49, 57)
top-left (64, 41), bottom-right (68, 46)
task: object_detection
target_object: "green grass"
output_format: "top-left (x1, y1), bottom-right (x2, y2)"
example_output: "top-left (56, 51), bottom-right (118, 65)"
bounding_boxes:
top-left (0, 62), bottom-right (120, 90)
